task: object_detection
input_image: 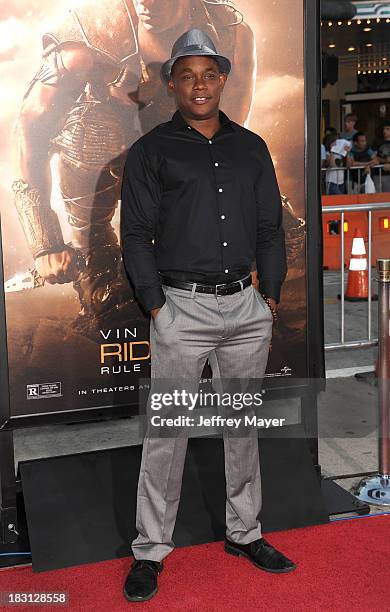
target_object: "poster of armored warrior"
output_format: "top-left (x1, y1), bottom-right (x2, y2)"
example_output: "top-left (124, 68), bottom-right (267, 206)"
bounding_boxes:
top-left (0, 0), bottom-right (307, 418)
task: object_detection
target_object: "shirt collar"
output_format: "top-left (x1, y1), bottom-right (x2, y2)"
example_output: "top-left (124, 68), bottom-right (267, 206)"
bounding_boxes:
top-left (171, 108), bottom-right (236, 132)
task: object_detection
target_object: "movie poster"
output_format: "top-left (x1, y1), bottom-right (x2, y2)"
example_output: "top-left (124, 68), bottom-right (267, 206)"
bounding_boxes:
top-left (0, 0), bottom-right (307, 419)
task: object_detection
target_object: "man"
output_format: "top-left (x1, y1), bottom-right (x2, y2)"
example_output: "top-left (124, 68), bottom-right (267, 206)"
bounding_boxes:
top-left (346, 131), bottom-right (379, 194)
top-left (340, 112), bottom-right (358, 142)
top-left (322, 133), bottom-right (351, 196)
top-left (373, 121), bottom-right (390, 193)
top-left (135, 0), bottom-right (255, 128)
top-left (12, 0), bottom-right (254, 334)
top-left (120, 28), bottom-right (296, 603)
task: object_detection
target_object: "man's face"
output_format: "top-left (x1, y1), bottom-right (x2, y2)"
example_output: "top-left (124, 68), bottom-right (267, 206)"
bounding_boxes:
top-left (345, 118), bottom-right (356, 132)
top-left (136, 0), bottom-right (189, 33)
top-left (168, 56), bottom-right (227, 119)
top-left (383, 126), bottom-right (390, 140)
top-left (356, 135), bottom-right (367, 150)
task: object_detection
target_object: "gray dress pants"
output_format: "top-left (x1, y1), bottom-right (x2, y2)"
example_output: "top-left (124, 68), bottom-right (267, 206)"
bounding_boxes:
top-left (131, 280), bottom-right (273, 561)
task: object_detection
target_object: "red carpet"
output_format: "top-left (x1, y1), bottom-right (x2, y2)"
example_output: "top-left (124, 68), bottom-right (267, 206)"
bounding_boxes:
top-left (1, 515), bottom-right (389, 611)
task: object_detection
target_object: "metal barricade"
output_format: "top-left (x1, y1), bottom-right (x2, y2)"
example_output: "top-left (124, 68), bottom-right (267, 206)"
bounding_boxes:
top-left (321, 164), bottom-right (389, 195)
top-left (322, 201), bottom-right (390, 351)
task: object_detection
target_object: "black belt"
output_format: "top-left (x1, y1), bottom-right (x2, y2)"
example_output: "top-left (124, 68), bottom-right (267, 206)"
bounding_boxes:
top-left (159, 274), bottom-right (252, 296)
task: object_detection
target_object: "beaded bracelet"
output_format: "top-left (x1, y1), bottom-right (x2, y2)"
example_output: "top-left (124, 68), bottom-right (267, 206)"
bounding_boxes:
top-left (260, 293), bottom-right (278, 323)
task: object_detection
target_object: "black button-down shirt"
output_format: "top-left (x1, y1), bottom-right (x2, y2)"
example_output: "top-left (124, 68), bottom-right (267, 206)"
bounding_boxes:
top-left (120, 108), bottom-right (287, 312)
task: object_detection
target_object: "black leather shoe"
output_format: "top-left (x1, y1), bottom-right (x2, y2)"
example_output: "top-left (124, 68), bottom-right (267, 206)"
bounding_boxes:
top-left (225, 537), bottom-right (297, 573)
top-left (123, 559), bottom-right (163, 602)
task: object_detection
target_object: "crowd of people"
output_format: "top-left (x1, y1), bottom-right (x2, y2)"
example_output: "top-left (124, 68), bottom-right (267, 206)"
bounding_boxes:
top-left (321, 114), bottom-right (390, 195)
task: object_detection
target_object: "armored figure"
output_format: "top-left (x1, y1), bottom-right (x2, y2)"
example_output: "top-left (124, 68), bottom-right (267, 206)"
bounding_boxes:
top-left (12, 0), bottom-right (256, 334)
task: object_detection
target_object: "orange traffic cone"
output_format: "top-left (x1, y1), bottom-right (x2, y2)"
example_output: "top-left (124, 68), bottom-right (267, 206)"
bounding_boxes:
top-left (344, 229), bottom-right (374, 301)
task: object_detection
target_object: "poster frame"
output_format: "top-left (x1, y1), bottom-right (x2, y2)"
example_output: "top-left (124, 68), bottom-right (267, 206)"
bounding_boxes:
top-left (0, 0), bottom-right (324, 430)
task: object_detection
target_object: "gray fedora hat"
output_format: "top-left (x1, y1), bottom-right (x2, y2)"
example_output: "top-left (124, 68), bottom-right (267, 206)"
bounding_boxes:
top-left (161, 28), bottom-right (231, 82)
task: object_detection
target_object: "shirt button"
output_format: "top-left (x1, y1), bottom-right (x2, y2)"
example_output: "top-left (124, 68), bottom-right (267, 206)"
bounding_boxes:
top-left (214, 162), bottom-right (219, 167)
top-left (223, 242), bottom-right (228, 246)
top-left (220, 214), bottom-right (225, 219)
top-left (224, 269), bottom-right (229, 273)
top-left (218, 188), bottom-right (223, 193)
top-left (208, 140), bottom-right (212, 144)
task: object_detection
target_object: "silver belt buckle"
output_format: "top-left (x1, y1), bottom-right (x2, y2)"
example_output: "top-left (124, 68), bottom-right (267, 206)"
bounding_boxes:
top-left (215, 281), bottom-right (230, 296)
